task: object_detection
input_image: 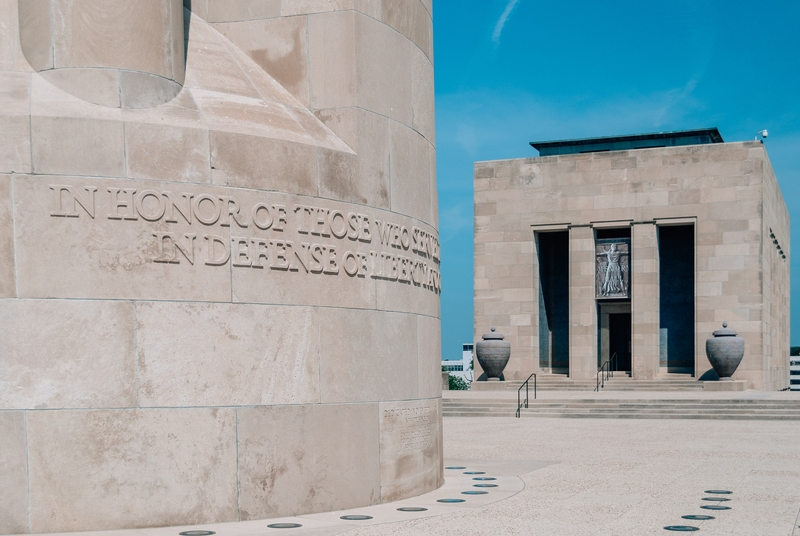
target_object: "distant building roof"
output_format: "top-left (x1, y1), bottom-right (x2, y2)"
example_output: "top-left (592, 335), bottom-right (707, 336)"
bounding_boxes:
top-left (530, 128), bottom-right (724, 156)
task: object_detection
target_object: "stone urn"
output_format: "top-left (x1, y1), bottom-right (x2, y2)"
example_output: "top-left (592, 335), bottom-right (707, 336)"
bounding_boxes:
top-left (705, 322), bottom-right (745, 380)
top-left (475, 327), bottom-right (510, 380)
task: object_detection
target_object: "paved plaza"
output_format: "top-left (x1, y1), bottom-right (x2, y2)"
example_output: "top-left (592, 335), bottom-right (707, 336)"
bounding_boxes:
top-left (22, 390), bottom-right (800, 536)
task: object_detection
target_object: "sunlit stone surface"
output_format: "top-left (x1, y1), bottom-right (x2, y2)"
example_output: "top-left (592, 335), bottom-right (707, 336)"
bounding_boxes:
top-left (0, 0), bottom-right (441, 532)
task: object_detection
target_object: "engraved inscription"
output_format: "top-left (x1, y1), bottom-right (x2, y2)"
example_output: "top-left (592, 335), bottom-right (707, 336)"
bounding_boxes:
top-left (382, 406), bottom-right (436, 453)
top-left (48, 185), bottom-right (441, 293)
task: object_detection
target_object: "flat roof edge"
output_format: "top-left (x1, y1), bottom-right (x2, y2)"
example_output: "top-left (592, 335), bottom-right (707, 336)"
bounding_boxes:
top-left (530, 128), bottom-right (723, 150)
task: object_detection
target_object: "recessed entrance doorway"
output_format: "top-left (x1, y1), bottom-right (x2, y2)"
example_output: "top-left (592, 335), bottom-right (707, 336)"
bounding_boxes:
top-left (598, 303), bottom-right (631, 372)
top-left (609, 313), bottom-right (632, 372)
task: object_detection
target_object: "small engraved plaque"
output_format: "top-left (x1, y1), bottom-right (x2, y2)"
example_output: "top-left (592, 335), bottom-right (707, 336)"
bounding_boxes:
top-left (595, 238), bottom-right (630, 299)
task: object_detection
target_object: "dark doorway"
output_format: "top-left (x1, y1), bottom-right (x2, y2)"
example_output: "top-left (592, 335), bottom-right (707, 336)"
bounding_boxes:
top-left (537, 231), bottom-right (569, 373)
top-left (659, 225), bottom-right (695, 372)
top-left (609, 313), bottom-right (631, 371)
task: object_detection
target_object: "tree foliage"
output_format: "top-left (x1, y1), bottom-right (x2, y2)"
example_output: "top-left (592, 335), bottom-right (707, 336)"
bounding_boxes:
top-left (448, 374), bottom-right (470, 390)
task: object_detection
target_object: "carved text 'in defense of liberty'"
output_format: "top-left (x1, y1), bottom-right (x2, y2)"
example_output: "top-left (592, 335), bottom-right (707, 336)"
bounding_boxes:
top-left (48, 185), bottom-right (442, 293)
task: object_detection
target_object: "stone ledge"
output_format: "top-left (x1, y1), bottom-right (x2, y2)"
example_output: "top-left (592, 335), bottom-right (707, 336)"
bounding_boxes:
top-left (703, 380), bottom-right (749, 391)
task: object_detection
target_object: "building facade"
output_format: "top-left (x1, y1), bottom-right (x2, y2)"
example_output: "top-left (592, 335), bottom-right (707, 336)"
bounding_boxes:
top-left (474, 130), bottom-right (789, 390)
top-left (441, 343), bottom-right (474, 382)
top-left (791, 358), bottom-right (800, 391)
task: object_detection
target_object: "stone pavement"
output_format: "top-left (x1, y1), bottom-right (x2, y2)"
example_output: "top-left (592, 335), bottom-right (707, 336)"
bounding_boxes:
top-left (20, 395), bottom-right (800, 536)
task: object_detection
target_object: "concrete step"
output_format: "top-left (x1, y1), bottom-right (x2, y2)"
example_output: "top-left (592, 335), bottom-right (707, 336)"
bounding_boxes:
top-left (442, 397), bottom-right (800, 420)
top-left (443, 402), bottom-right (800, 413)
top-left (443, 411), bottom-right (800, 420)
top-left (470, 375), bottom-right (705, 392)
top-left (444, 400), bottom-right (800, 408)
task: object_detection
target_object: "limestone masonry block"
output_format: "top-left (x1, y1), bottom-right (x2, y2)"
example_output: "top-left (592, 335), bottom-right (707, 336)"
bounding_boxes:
top-left (206, 0), bottom-right (281, 22)
top-left (136, 302), bottom-right (321, 407)
top-left (355, 12), bottom-right (413, 124)
top-left (0, 412), bottom-right (29, 534)
top-left (418, 314), bottom-right (443, 398)
top-left (237, 403), bottom-right (380, 519)
top-left (390, 121), bottom-right (432, 223)
top-left (308, 11), bottom-right (357, 109)
top-left (0, 175), bottom-right (13, 297)
top-left (320, 308), bottom-right (419, 403)
top-left (379, 398), bottom-right (442, 502)
top-left (315, 107), bottom-right (392, 208)
top-left (0, 72), bottom-right (31, 173)
top-left (27, 408), bottom-right (239, 532)
top-left (0, 299), bottom-right (136, 410)
top-left (32, 116), bottom-right (125, 177)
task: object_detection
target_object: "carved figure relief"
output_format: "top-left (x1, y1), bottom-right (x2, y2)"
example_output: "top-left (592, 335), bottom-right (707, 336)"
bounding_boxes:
top-left (596, 239), bottom-right (630, 299)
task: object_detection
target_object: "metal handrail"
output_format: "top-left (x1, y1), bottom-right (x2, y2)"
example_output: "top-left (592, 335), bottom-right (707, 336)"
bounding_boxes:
top-left (595, 353), bottom-right (618, 392)
top-left (516, 373), bottom-right (537, 418)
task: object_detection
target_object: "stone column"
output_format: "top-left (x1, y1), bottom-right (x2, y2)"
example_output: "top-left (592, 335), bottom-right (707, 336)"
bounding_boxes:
top-left (569, 225), bottom-right (597, 379)
top-left (632, 222), bottom-right (660, 379)
top-left (19, 0), bottom-right (186, 108)
top-left (532, 233), bottom-right (542, 372)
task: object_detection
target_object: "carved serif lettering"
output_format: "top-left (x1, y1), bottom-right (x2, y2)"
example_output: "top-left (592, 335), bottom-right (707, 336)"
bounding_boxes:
top-left (48, 185), bottom-right (442, 294)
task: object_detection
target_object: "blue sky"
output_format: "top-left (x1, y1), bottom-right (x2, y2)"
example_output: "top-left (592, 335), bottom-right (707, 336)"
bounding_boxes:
top-left (433, 0), bottom-right (800, 359)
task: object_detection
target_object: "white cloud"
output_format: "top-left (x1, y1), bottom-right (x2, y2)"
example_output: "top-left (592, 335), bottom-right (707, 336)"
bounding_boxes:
top-left (492, 0), bottom-right (521, 44)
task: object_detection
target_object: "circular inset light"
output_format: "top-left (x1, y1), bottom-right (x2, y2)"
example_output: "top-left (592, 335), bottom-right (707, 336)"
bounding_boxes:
top-left (340, 515), bottom-right (373, 520)
top-left (702, 497), bottom-right (730, 501)
top-left (705, 490), bottom-right (732, 494)
top-left (397, 507), bottom-right (427, 512)
top-left (463, 471), bottom-right (485, 475)
top-left (462, 490), bottom-right (488, 495)
top-left (682, 515), bottom-right (714, 520)
top-left (663, 526), bottom-right (699, 532)
top-left (473, 483), bottom-right (498, 488)
top-left (445, 466), bottom-right (467, 470)
top-left (179, 531), bottom-right (215, 536)
top-left (701, 505), bottom-right (731, 511)
top-left (472, 477), bottom-right (496, 481)
top-left (437, 498), bottom-right (466, 503)
top-left (267, 523), bottom-right (302, 529)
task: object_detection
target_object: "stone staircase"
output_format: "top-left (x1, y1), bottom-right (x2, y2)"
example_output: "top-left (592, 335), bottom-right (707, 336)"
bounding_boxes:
top-left (443, 398), bottom-right (800, 420)
top-left (470, 373), bottom-right (704, 392)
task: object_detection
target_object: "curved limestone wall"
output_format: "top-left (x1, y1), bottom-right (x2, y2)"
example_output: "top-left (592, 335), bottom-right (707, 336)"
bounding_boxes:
top-left (0, 0), bottom-right (441, 533)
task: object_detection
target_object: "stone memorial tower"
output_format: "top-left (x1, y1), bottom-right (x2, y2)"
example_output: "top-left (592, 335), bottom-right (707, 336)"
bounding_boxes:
top-left (0, 0), bottom-right (441, 532)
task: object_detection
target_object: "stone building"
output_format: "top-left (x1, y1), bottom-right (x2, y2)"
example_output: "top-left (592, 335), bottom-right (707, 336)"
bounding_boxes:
top-left (473, 129), bottom-right (789, 390)
top-left (0, 0), bottom-right (440, 533)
